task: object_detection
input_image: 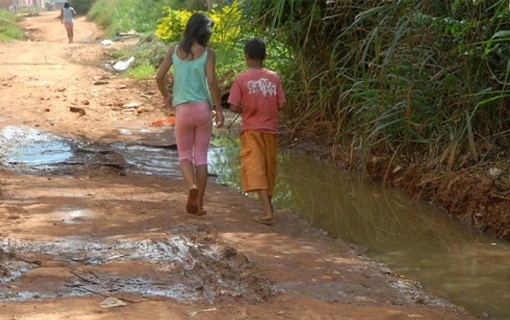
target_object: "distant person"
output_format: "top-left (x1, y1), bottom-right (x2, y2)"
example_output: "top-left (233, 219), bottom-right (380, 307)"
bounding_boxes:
top-left (228, 38), bottom-right (286, 226)
top-left (155, 12), bottom-right (224, 215)
top-left (59, 2), bottom-right (76, 43)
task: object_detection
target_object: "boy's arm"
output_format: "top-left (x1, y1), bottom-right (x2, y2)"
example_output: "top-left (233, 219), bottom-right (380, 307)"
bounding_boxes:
top-left (230, 104), bottom-right (242, 113)
top-left (227, 79), bottom-right (243, 113)
top-left (278, 103), bottom-right (285, 110)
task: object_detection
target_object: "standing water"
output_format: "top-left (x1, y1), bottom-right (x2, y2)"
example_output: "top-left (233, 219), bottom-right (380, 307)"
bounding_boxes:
top-left (211, 143), bottom-right (510, 320)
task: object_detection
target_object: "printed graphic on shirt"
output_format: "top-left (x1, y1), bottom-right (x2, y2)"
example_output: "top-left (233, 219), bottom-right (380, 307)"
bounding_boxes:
top-left (247, 78), bottom-right (277, 97)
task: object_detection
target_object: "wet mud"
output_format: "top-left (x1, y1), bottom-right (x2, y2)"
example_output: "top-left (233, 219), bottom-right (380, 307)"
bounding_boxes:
top-left (0, 225), bottom-right (274, 304)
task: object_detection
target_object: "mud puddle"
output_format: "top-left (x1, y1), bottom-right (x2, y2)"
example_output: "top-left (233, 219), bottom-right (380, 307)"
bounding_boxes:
top-left (0, 126), bottom-right (275, 304)
top-left (0, 125), bottom-right (187, 177)
top-left (0, 226), bottom-right (274, 303)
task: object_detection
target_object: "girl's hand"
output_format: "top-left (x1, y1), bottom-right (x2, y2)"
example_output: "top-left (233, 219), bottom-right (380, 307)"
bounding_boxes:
top-left (162, 97), bottom-right (174, 116)
top-left (214, 109), bottom-right (224, 128)
top-left (162, 96), bottom-right (171, 108)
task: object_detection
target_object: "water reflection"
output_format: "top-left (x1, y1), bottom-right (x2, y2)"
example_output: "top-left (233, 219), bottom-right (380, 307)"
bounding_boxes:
top-left (210, 138), bottom-right (510, 320)
top-left (0, 126), bottom-right (72, 166)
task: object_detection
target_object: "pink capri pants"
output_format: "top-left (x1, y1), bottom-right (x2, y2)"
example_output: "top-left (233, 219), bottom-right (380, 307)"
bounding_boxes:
top-left (174, 100), bottom-right (213, 166)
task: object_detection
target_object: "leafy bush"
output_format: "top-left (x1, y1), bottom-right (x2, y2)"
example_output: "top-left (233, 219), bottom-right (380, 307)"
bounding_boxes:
top-left (153, 1), bottom-right (291, 86)
top-left (155, 1), bottom-right (243, 44)
top-left (154, 8), bottom-right (192, 43)
top-left (88, 0), bottom-right (292, 94)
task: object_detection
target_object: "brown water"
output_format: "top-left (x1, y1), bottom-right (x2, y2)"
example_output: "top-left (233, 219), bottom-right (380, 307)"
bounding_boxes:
top-left (213, 150), bottom-right (510, 320)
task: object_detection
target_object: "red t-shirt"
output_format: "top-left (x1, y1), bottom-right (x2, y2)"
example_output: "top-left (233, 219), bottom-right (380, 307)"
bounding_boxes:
top-left (228, 68), bottom-right (286, 134)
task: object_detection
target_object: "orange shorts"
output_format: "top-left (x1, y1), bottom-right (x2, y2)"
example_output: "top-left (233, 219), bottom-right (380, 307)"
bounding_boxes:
top-left (240, 130), bottom-right (278, 196)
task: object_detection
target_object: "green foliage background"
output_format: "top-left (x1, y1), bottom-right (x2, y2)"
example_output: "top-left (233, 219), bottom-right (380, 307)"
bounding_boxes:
top-left (87, 0), bottom-right (510, 171)
top-left (0, 9), bottom-right (24, 41)
top-left (244, 0), bottom-right (510, 171)
top-left (67, 0), bottom-right (95, 15)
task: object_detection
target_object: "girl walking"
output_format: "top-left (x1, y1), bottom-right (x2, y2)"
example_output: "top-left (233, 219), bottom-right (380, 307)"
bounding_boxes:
top-left (60, 2), bottom-right (76, 43)
top-left (156, 13), bottom-right (224, 215)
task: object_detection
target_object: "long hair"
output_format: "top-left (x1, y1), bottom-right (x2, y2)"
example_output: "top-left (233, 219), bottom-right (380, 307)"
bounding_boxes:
top-left (180, 13), bottom-right (213, 59)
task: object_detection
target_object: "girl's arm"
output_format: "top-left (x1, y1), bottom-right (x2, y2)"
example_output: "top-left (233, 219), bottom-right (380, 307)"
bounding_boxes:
top-left (206, 48), bottom-right (224, 128)
top-left (155, 45), bottom-right (176, 107)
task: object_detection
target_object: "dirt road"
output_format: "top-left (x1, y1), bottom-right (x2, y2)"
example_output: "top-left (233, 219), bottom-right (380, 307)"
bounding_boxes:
top-left (0, 12), bottom-right (479, 320)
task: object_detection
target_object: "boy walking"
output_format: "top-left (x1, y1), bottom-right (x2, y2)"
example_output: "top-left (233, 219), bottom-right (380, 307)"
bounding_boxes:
top-left (228, 38), bottom-right (286, 225)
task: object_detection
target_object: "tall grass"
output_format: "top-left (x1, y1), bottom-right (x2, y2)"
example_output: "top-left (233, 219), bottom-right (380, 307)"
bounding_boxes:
top-left (245, 0), bottom-right (510, 171)
top-left (87, 0), bottom-right (205, 37)
top-left (0, 10), bottom-right (24, 41)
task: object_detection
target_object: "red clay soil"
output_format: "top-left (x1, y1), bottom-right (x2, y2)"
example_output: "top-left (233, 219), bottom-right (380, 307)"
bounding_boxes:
top-left (0, 11), bottom-right (482, 320)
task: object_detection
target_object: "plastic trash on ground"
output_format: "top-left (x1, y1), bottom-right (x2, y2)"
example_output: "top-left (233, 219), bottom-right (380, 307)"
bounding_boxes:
top-left (113, 56), bottom-right (135, 72)
top-left (100, 39), bottom-right (114, 46)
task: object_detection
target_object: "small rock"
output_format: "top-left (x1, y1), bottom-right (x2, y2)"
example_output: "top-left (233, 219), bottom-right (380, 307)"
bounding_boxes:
top-left (123, 102), bottom-right (143, 108)
top-left (488, 168), bottom-right (503, 177)
top-left (69, 106), bottom-right (86, 116)
top-left (94, 80), bottom-right (108, 85)
top-left (99, 297), bottom-right (127, 309)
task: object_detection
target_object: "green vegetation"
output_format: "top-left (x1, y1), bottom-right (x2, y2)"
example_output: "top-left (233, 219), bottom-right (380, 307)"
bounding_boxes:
top-left (68, 0), bottom-right (95, 15)
top-left (154, 1), bottom-right (261, 84)
top-left (87, 0), bottom-right (510, 171)
top-left (0, 10), bottom-right (24, 41)
top-left (88, 0), bottom-right (205, 38)
top-left (243, 0), bottom-right (510, 171)
top-left (123, 62), bottom-right (156, 81)
top-left (88, 0), bottom-right (275, 84)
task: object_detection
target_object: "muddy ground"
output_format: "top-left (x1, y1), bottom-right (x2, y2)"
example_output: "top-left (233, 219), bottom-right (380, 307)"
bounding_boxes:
top-left (0, 12), bottom-right (482, 320)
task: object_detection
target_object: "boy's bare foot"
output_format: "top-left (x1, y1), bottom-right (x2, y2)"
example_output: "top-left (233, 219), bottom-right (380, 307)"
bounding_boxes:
top-left (252, 216), bottom-right (273, 226)
top-left (189, 209), bottom-right (207, 216)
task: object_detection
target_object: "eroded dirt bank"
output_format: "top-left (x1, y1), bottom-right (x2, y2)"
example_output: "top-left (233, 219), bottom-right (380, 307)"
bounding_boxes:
top-left (0, 12), bottom-right (479, 320)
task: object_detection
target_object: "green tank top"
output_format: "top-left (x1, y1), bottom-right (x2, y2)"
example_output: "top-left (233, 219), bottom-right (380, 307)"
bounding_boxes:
top-left (172, 46), bottom-right (212, 107)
